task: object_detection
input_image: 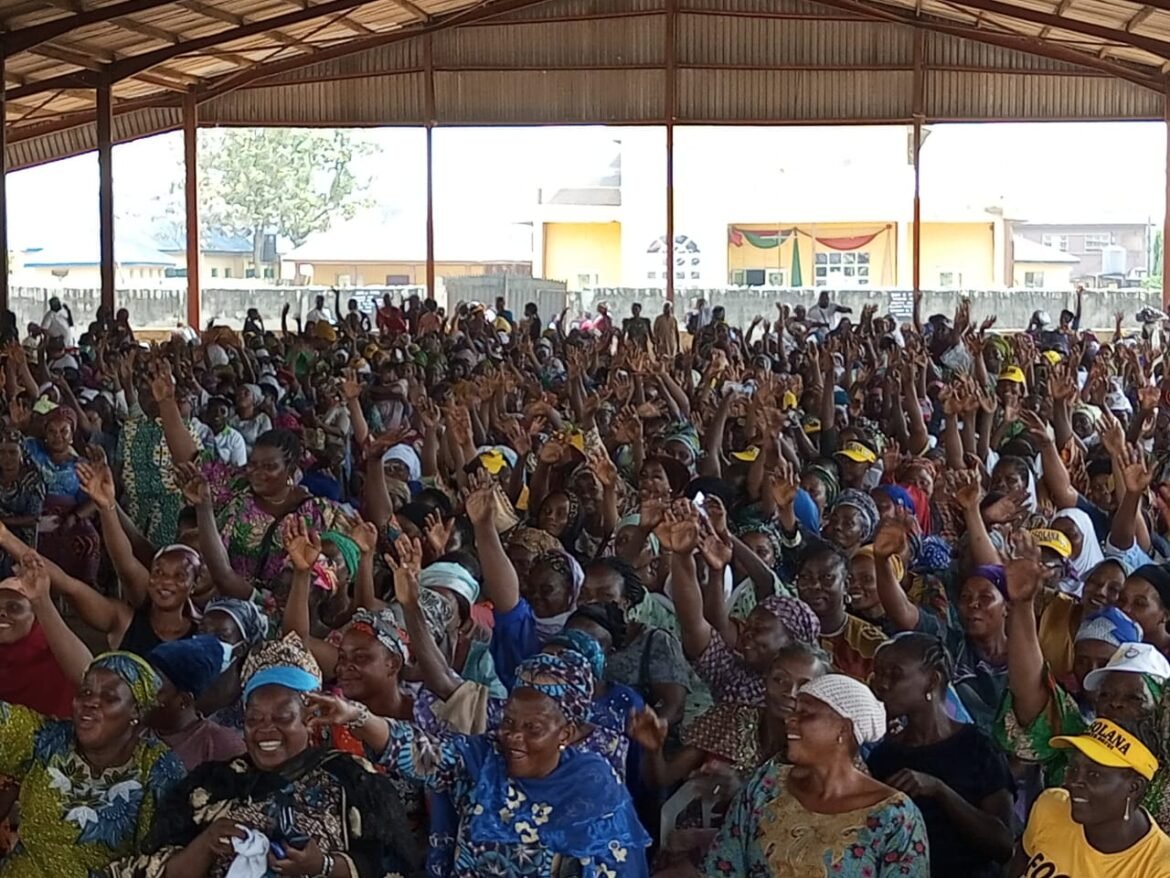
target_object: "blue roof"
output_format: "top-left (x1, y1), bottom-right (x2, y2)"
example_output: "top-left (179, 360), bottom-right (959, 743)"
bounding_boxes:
top-left (22, 230), bottom-right (178, 268)
top-left (152, 227), bottom-right (253, 253)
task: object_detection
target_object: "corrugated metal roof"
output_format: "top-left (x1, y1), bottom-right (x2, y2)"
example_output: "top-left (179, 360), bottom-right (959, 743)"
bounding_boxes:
top-left (3, 0), bottom-right (1169, 168)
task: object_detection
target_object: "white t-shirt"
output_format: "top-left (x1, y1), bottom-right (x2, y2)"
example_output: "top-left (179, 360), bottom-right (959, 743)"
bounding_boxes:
top-left (41, 310), bottom-right (74, 346)
top-left (306, 308), bottom-right (332, 324)
top-left (806, 304), bottom-right (841, 331)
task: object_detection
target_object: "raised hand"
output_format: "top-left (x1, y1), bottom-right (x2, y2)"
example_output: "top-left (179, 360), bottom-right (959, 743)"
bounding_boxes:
top-left (386, 535), bottom-right (424, 606)
top-left (423, 510), bottom-right (456, 558)
top-left (464, 469), bottom-right (497, 527)
top-left (76, 458), bottom-right (116, 510)
top-left (586, 447), bottom-right (618, 489)
top-left (14, 552), bottom-right (50, 603)
top-left (1120, 444), bottom-right (1153, 496)
top-left (705, 494), bottom-right (730, 540)
top-left (339, 369), bottom-right (362, 402)
top-left (173, 461), bottom-right (211, 507)
top-left (282, 517), bottom-right (322, 572)
top-left (1004, 529), bottom-right (1045, 603)
top-left (768, 458), bottom-right (799, 511)
top-left (626, 705), bottom-right (669, 752)
top-left (148, 359), bottom-right (176, 403)
top-left (872, 514), bottom-right (910, 560)
top-left (983, 488), bottom-right (1029, 526)
top-left (654, 500), bottom-right (701, 555)
top-left (348, 518), bottom-right (379, 555)
top-left (302, 691), bottom-right (363, 729)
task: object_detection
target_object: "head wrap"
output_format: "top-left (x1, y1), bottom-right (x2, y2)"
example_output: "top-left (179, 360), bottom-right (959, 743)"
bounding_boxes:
top-left (383, 443), bottom-right (422, 481)
top-left (416, 586), bottom-right (458, 643)
top-left (384, 478), bottom-right (411, 508)
top-left (242, 632), bottom-right (322, 700)
top-left (345, 608), bottom-right (408, 662)
top-left (418, 560), bottom-right (481, 608)
top-left (1132, 564), bottom-right (1170, 612)
top-left (547, 629), bottom-right (607, 681)
top-left (1052, 508), bottom-right (1106, 581)
top-left (854, 544), bottom-right (905, 583)
top-left (873, 484), bottom-right (916, 515)
top-left (89, 651), bottom-right (163, 712)
top-left (803, 461), bottom-right (840, 506)
top-left (513, 651), bottom-right (594, 728)
top-left (533, 550), bottom-right (585, 603)
top-left (321, 530), bottom-right (361, 578)
top-left (829, 489), bottom-right (880, 543)
top-left (759, 594), bottom-right (821, 645)
top-left (44, 404), bottom-right (77, 429)
top-left (799, 674), bottom-right (887, 746)
top-left (1076, 607), bottom-right (1143, 648)
top-left (661, 423), bottom-right (702, 466)
top-left (243, 383), bottom-right (263, 406)
top-left (148, 635), bottom-right (231, 698)
top-left (911, 535), bottom-right (952, 572)
top-left (152, 544), bottom-right (201, 568)
top-left (615, 514), bottom-right (660, 556)
top-left (970, 564), bottom-right (1008, 597)
top-left (204, 597), bottom-right (268, 646)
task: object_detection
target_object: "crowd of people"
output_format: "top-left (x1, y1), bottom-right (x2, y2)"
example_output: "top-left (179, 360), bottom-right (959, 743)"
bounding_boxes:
top-left (0, 284), bottom-right (1168, 876)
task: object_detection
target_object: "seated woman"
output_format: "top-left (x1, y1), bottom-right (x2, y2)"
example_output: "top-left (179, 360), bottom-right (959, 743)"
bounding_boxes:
top-left (703, 674), bottom-right (929, 877)
top-left (146, 635), bottom-right (245, 771)
top-left (0, 426), bottom-right (44, 578)
top-left (309, 650), bottom-right (651, 877)
top-left (196, 597), bottom-right (268, 731)
top-left (868, 633), bottom-right (1014, 878)
top-left (0, 640), bottom-right (184, 877)
top-left (118, 633), bottom-right (422, 878)
top-left (1009, 719), bottom-right (1170, 878)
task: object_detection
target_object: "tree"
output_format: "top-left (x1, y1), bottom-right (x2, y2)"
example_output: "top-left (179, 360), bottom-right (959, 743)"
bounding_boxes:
top-left (199, 128), bottom-right (377, 269)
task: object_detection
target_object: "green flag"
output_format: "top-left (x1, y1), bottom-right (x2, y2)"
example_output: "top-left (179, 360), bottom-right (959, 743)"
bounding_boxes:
top-left (791, 239), bottom-right (803, 287)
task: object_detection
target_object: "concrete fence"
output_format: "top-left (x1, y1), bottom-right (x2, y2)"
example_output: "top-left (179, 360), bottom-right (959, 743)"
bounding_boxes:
top-left (578, 287), bottom-right (1164, 332)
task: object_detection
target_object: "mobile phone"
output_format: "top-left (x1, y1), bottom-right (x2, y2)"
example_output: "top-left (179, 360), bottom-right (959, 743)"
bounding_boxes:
top-left (270, 841), bottom-right (287, 860)
top-left (693, 491), bottom-right (706, 509)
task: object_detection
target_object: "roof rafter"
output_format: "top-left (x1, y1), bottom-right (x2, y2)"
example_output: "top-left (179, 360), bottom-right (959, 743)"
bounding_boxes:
top-left (925, 0), bottom-right (1170, 59)
top-left (1, 0), bottom-right (182, 53)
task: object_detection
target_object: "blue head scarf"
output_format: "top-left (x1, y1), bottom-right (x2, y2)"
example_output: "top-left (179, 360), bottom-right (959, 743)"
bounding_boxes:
top-left (149, 635), bottom-right (231, 698)
top-left (874, 483), bottom-right (916, 514)
top-left (513, 651), bottom-right (593, 728)
top-left (89, 651), bottom-right (163, 712)
top-left (547, 629), bottom-right (606, 682)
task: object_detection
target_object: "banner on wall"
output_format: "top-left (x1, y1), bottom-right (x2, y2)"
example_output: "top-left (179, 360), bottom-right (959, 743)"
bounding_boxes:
top-left (728, 225), bottom-right (891, 251)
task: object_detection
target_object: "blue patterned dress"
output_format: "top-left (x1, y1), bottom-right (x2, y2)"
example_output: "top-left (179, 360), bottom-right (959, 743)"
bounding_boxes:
top-left (377, 720), bottom-right (650, 878)
top-left (704, 762), bottom-right (930, 878)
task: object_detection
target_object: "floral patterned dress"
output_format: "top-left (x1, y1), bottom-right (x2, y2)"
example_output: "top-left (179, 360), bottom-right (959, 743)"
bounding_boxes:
top-left (201, 461), bottom-right (348, 584)
top-left (0, 701), bottom-right (183, 878)
top-left (703, 762), bottom-right (929, 878)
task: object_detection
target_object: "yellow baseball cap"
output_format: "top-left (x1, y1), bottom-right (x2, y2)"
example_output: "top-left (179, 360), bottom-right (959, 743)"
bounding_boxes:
top-left (998, 366), bottom-right (1027, 385)
top-left (1043, 350), bottom-right (1064, 365)
top-left (730, 446), bottom-right (760, 462)
top-left (803, 418), bottom-right (821, 435)
top-left (1031, 528), bottom-right (1073, 559)
top-left (478, 450), bottom-right (508, 475)
top-left (781, 391), bottom-right (798, 410)
top-left (835, 441), bottom-right (877, 464)
top-left (1051, 718), bottom-right (1158, 780)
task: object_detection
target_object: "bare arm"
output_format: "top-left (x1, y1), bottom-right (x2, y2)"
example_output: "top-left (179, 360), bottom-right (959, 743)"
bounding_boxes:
top-left (24, 555), bottom-right (94, 683)
top-left (1004, 547), bottom-right (1050, 727)
top-left (466, 480), bottom-right (520, 613)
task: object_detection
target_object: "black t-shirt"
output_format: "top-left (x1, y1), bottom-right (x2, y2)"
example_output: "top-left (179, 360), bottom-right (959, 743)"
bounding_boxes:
top-left (867, 723), bottom-right (1013, 878)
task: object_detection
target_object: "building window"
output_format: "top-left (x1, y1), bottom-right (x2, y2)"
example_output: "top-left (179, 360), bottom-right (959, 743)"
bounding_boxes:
top-left (938, 271), bottom-right (963, 289)
top-left (224, 268), bottom-right (232, 279)
top-left (1084, 233), bottom-right (1112, 251)
top-left (386, 274), bottom-right (410, 285)
top-left (813, 251), bottom-right (870, 287)
top-left (1024, 271), bottom-right (1045, 288)
top-left (1042, 234), bottom-right (1069, 252)
top-left (164, 268), bottom-right (187, 278)
top-left (263, 268), bottom-right (274, 279)
top-left (210, 268), bottom-right (219, 278)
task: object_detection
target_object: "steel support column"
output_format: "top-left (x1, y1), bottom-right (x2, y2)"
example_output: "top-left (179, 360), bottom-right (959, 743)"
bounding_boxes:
top-left (424, 34), bottom-right (435, 300)
top-left (184, 91), bottom-right (201, 331)
top-left (0, 53), bottom-right (9, 320)
top-left (97, 75), bottom-right (115, 313)
top-left (911, 30), bottom-right (925, 295)
top-left (664, 0), bottom-right (676, 304)
top-left (1164, 84), bottom-right (1170, 309)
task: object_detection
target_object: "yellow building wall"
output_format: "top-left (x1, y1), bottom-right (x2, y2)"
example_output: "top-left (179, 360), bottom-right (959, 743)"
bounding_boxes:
top-left (727, 223), bottom-right (898, 287)
top-left (543, 222), bottom-right (622, 291)
top-left (919, 222), bottom-right (995, 288)
top-left (1013, 261), bottom-right (1074, 288)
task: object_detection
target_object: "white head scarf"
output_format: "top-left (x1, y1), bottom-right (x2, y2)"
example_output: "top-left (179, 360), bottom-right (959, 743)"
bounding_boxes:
top-left (1052, 507), bottom-right (1105, 581)
top-left (383, 444), bottom-right (422, 482)
top-left (799, 674), bottom-right (887, 746)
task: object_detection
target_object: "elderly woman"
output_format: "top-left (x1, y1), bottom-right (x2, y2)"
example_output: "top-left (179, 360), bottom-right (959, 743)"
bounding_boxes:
top-left (0, 647), bottom-right (184, 878)
top-left (117, 634), bottom-right (422, 878)
top-left (1008, 719), bottom-right (1170, 877)
top-left (308, 650), bottom-right (650, 877)
top-left (704, 674), bottom-right (929, 876)
top-left (821, 488), bottom-right (880, 556)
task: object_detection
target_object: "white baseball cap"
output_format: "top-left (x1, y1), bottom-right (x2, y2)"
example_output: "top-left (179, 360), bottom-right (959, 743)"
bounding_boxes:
top-left (1083, 643), bottom-right (1170, 693)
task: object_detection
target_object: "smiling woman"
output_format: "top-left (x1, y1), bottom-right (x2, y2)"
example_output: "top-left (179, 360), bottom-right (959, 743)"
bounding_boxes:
top-left (111, 633), bottom-right (423, 878)
top-left (0, 649), bottom-right (184, 878)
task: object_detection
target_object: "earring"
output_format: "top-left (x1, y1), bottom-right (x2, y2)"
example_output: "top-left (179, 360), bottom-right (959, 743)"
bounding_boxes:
top-left (1125, 796), bottom-right (1132, 821)
top-left (843, 594), bottom-right (853, 606)
top-left (558, 744), bottom-right (566, 752)
top-left (130, 718), bottom-right (139, 727)
top-left (925, 692), bottom-right (933, 702)
top-left (836, 734), bottom-right (843, 745)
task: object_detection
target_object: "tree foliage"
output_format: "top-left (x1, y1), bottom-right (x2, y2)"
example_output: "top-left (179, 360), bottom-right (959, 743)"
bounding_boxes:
top-left (199, 128), bottom-right (378, 259)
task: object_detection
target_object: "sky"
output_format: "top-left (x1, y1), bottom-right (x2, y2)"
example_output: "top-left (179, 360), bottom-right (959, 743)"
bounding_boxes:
top-left (6, 120), bottom-right (1165, 250)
